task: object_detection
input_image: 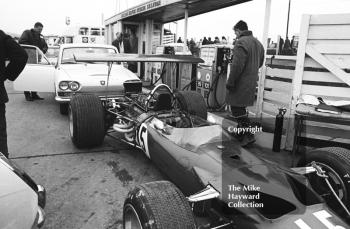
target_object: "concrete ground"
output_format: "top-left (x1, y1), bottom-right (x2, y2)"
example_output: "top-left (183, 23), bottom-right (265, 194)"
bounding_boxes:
top-left (5, 80), bottom-right (295, 229)
top-left (5, 81), bottom-right (164, 229)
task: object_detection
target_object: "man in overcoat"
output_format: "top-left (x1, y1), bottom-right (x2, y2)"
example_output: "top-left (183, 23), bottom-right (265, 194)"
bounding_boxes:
top-left (0, 30), bottom-right (28, 157)
top-left (19, 22), bottom-right (47, 101)
top-left (226, 20), bottom-right (265, 146)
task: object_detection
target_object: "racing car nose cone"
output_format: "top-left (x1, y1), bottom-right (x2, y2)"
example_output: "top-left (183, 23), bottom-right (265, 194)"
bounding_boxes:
top-left (217, 145), bottom-right (225, 150)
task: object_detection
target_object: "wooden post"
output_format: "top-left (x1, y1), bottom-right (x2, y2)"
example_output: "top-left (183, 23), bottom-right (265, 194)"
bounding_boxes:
top-left (284, 14), bottom-right (311, 150)
top-left (255, 0), bottom-right (272, 119)
top-left (144, 19), bottom-right (154, 82)
top-left (160, 23), bottom-right (164, 45)
top-left (184, 8), bottom-right (188, 43)
top-left (106, 24), bottom-right (111, 45)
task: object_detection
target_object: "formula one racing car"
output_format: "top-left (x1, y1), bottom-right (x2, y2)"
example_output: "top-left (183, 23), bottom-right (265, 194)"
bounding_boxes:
top-left (68, 53), bottom-right (350, 229)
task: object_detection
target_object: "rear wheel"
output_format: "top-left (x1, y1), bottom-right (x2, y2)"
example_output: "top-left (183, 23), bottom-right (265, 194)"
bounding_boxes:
top-left (123, 181), bottom-right (196, 229)
top-left (298, 147), bottom-right (350, 216)
top-left (59, 103), bottom-right (68, 115)
top-left (69, 94), bottom-right (105, 148)
top-left (175, 91), bottom-right (207, 120)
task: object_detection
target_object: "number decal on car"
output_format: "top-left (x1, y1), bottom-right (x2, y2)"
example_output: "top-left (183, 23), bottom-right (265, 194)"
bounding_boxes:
top-left (138, 123), bottom-right (150, 159)
top-left (294, 210), bottom-right (345, 229)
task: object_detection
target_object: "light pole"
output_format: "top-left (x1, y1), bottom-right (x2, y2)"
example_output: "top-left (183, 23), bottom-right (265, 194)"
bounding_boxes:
top-left (286, 0), bottom-right (291, 39)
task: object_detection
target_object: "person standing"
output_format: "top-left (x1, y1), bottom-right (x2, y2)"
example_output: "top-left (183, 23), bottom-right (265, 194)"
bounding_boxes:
top-left (19, 22), bottom-right (48, 101)
top-left (214, 36), bottom-right (220, 44)
top-left (226, 20), bottom-right (265, 146)
top-left (128, 30), bottom-right (138, 73)
top-left (221, 36), bottom-right (228, 44)
top-left (0, 30), bottom-right (28, 158)
top-left (112, 32), bottom-right (124, 53)
top-left (202, 37), bottom-right (208, 45)
top-left (177, 37), bottom-right (183, 43)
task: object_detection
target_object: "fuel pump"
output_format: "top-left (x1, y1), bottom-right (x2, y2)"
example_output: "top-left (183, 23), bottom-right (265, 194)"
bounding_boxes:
top-left (197, 44), bottom-right (233, 110)
top-left (152, 44), bottom-right (195, 91)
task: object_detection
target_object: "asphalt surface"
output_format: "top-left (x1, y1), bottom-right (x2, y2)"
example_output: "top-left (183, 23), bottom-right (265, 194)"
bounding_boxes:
top-left (5, 81), bottom-right (164, 229)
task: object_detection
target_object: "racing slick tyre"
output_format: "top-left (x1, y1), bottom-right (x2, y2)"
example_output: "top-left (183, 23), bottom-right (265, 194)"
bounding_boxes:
top-left (59, 103), bottom-right (69, 115)
top-left (69, 94), bottom-right (105, 148)
top-left (298, 147), bottom-right (350, 217)
top-left (175, 91), bottom-right (207, 120)
top-left (123, 181), bottom-right (196, 229)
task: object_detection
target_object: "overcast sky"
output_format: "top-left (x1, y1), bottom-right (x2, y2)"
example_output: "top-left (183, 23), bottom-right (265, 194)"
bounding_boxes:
top-left (1, 0), bottom-right (350, 43)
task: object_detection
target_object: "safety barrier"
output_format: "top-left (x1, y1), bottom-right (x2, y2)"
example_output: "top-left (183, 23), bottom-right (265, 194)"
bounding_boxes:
top-left (254, 13), bottom-right (350, 151)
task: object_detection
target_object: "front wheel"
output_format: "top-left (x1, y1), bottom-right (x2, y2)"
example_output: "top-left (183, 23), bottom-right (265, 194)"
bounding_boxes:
top-left (298, 147), bottom-right (350, 216)
top-left (123, 181), bottom-right (196, 229)
top-left (69, 94), bottom-right (105, 148)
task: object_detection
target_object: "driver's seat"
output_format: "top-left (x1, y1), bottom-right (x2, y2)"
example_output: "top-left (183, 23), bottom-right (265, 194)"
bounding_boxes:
top-left (153, 92), bottom-right (172, 111)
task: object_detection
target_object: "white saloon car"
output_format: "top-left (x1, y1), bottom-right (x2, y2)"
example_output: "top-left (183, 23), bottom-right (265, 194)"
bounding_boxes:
top-left (0, 153), bottom-right (46, 228)
top-left (14, 44), bottom-right (140, 114)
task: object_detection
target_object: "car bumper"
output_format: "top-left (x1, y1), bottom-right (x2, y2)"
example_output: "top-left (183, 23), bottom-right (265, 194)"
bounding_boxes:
top-left (37, 206), bottom-right (45, 228)
top-left (37, 185), bottom-right (46, 209)
top-left (31, 206), bottom-right (45, 229)
top-left (55, 95), bottom-right (71, 103)
top-left (36, 184), bottom-right (46, 228)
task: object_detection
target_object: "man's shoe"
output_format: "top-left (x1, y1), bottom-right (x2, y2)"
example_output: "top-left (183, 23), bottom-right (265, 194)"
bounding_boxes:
top-left (31, 94), bottom-right (44, 100)
top-left (240, 134), bottom-right (256, 147)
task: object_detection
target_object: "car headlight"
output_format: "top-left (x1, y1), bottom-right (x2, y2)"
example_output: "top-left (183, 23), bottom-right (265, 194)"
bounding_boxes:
top-left (69, 81), bottom-right (80, 91)
top-left (59, 81), bottom-right (69, 90)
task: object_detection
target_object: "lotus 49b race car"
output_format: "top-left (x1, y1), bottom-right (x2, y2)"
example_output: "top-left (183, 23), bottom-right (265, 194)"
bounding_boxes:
top-left (68, 53), bottom-right (350, 229)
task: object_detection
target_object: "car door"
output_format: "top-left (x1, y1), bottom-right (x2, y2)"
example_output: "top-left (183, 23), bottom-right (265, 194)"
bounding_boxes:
top-left (14, 45), bottom-right (55, 92)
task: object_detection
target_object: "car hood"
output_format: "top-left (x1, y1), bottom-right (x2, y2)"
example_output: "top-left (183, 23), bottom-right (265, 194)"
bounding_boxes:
top-left (0, 160), bottom-right (38, 229)
top-left (60, 63), bottom-right (139, 82)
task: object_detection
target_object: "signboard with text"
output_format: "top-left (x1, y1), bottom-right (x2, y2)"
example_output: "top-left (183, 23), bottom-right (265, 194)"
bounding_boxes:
top-left (121, 0), bottom-right (161, 19)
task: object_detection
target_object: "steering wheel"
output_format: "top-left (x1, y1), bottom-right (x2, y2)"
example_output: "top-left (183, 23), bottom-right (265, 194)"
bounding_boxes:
top-left (145, 84), bottom-right (174, 112)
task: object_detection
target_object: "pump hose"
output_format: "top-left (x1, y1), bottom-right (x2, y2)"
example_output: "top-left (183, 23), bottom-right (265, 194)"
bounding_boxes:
top-left (181, 70), bottom-right (227, 112)
top-left (207, 71), bottom-right (226, 111)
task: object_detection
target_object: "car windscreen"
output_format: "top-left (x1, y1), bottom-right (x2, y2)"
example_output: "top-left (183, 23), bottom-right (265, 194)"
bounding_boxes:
top-left (61, 47), bottom-right (117, 64)
top-left (46, 47), bottom-right (59, 58)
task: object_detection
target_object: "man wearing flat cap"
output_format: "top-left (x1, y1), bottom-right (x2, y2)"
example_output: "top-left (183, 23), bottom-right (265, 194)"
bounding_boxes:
top-left (226, 20), bottom-right (265, 146)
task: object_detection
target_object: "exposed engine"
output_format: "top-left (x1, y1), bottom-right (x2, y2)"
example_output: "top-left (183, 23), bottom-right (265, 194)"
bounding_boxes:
top-left (105, 82), bottom-right (193, 143)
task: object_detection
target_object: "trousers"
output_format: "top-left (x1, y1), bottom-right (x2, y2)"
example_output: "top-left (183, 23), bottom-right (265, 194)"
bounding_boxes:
top-left (0, 103), bottom-right (8, 157)
top-left (230, 106), bottom-right (251, 127)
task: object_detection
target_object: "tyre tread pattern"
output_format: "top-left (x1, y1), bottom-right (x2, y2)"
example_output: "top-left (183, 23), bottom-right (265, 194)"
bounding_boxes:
top-left (70, 94), bottom-right (105, 148)
top-left (300, 147), bottom-right (350, 207)
top-left (125, 181), bottom-right (196, 229)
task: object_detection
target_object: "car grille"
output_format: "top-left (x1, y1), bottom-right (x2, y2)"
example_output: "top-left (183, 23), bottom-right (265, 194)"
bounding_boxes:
top-left (57, 92), bottom-right (72, 97)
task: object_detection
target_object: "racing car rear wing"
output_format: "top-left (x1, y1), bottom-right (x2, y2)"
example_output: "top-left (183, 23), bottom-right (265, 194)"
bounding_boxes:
top-left (73, 53), bottom-right (204, 64)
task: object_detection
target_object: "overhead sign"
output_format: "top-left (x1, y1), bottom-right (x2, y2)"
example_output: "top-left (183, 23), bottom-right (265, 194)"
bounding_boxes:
top-left (121, 0), bottom-right (161, 19)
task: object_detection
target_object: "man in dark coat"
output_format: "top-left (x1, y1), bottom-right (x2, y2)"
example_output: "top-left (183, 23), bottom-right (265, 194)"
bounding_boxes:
top-left (112, 32), bottom-right (123, 53)
top-left (226, 20), bottom-right (265, 146)
top-left (202, 37), bottom-right (208, 45)
top-left (19, 22), bottom-right (48, 101)
top-left (0, 30), bottom-right (28, 158)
